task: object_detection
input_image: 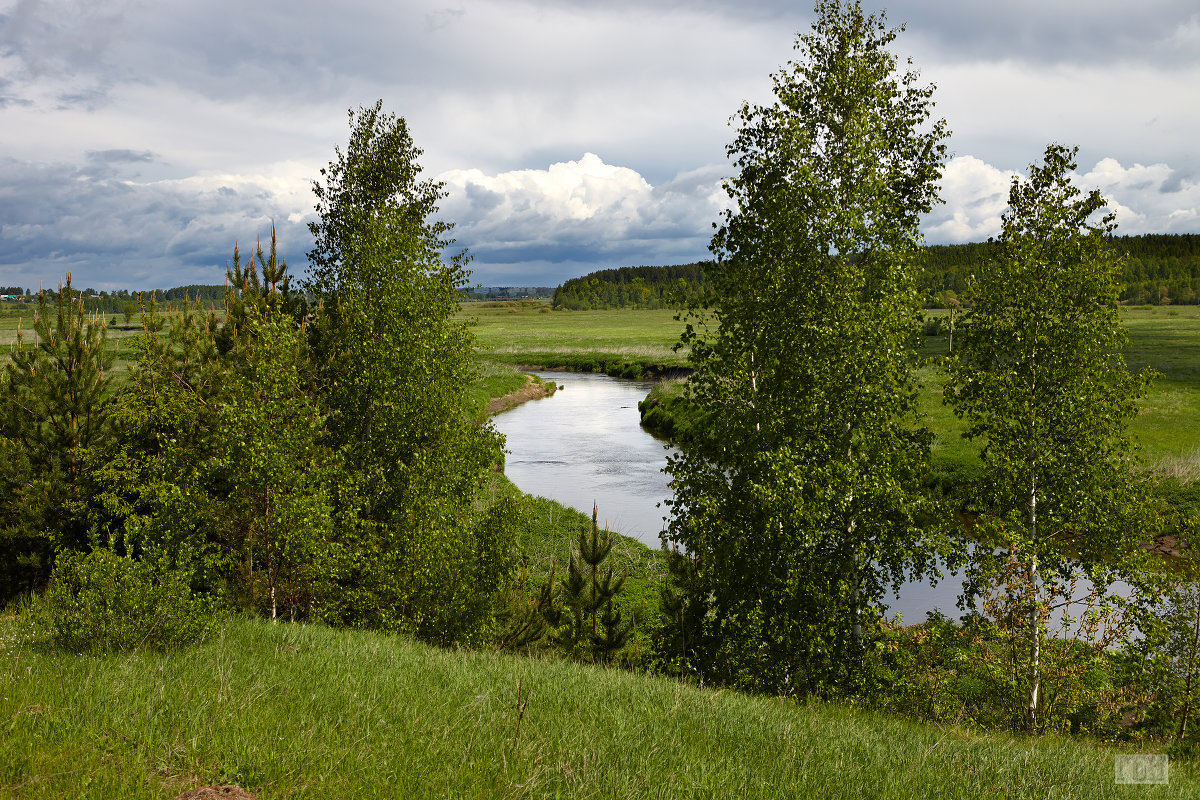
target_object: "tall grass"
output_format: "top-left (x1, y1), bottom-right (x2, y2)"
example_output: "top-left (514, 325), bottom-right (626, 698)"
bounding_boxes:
top-left (1149, 448), bottom-right (1200, 483)
top-left (3, 614), bottom-right (1194, 799)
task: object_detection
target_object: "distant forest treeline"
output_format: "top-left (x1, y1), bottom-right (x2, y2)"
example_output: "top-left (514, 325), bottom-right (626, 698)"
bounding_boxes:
top-left (7, 233), bottom-right (1197, 316)
top-left (552, 262), bottom-right (710, 309)
top-left (554, 234), bottom-right (1200, 309)
top-left (0, 284), bottom-right (227, 314)
top-left (923, 233), bottom-right (1200, 306)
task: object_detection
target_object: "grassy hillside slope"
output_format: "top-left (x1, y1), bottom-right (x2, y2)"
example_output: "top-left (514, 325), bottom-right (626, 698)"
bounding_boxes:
top-left (3, 614), bottom-right (1193, 799)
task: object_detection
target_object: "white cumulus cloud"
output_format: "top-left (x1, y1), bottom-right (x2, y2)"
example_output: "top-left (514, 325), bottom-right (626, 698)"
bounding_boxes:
top-left (437, 154), bottom-right (728, 279)
top-left (924, 156), bottom-right (1018, 243)
top-left (1080, 158), bottom-right (1200, 233)
top-left (924, 154), bottom-right (1200, 244)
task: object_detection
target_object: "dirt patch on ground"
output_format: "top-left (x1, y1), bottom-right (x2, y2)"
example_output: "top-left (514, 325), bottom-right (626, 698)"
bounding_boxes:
top-left (173, 786), bottom-right (258, 800)
top-left (1145, 532), bottom-right (1183, 558)
top-left (486, 376), bottom-right (558, 416)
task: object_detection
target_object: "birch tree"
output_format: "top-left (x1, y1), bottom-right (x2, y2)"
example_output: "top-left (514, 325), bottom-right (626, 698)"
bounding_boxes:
top-left (945, 143), bottom-right (1155, 733)
top-left (305, 101), bottom-right (507, 641)
top-left (663, 0), bottom-right (948, 695)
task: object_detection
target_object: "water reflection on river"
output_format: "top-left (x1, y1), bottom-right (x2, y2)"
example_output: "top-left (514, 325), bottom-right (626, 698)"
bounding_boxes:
top-left (493, 371), bottom-right (676, 545)
top-left (493, 371), bottom-right (1123, 626)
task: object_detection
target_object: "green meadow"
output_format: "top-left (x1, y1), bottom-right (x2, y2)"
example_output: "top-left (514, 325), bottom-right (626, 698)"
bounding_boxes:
top-left (4, 612), bottom-right (1195, 799)
top-left (462, 302), bottom-right (688, 369)
top-left (465, 301), bottom-right (1200, 473)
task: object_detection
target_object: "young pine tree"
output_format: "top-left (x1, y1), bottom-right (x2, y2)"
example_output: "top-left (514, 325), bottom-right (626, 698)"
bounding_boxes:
top-left (555, 505), bottom-right (631, 662)
top-left (1, 274), bottom-right (115, 597)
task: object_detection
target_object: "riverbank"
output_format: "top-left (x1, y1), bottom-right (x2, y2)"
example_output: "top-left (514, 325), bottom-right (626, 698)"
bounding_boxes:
top-left (482, 367), bottom-right (666, 654)
top-left (512, 360), bottom-right (692, 380)
top-left (491, 370), bottom-right (673, 547)
top-left (484, 371), bottom-right (558, 415)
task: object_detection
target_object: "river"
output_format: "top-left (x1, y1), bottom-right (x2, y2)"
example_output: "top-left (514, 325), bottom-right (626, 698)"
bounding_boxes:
top-left (493, 371), bottom-right (674, 546)
top-left (493, 370), bottom-right (1121, 626)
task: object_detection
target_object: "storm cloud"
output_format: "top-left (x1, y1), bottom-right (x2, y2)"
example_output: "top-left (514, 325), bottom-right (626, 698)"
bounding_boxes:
top-left (1, 0), bottom-right (1197, 289)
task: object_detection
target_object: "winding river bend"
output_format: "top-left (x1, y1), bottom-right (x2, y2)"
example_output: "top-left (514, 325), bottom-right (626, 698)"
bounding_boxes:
top-left (493, 370), bottom-right (969, 623)
top-left (493, 371), bottom-right (675, 544)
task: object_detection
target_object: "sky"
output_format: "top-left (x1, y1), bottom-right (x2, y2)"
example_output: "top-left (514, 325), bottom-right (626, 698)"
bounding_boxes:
top-left (1, 0), bottom-right (1198, 291)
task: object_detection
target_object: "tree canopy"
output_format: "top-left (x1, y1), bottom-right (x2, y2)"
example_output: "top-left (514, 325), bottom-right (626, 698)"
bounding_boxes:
top-left (303, 101), bottom-right (508, 640)
top-left (662, 0), bottom-right (949, 696)
top-left (945, 143), bottom-right (1157, 733)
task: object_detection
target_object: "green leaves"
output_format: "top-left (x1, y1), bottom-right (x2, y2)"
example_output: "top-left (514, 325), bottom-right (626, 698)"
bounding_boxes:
top-left (946, 143), bottom-right (1157, 733)
top-left (1, 274), bottom-right (117, 592)
top-left (664, 0), bottom-right (949, 696)
top-left (303, 102), bottom-right (508, 642)
top-left (210, 308), bottom-right (335, 622)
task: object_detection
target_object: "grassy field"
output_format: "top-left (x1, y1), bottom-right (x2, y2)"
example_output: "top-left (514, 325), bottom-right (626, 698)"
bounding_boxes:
top-left (1123, 306), bottom-right (1200, 477)
top-left (461, 301), bottom-right (688, 370)
top-left (3, 612), bottom-right (1195, 799)
top-left (0, 304), bottom-right (147, 348)
top-left (922, 305), bottom-right (1200, 475)
top-left (466, 302), bottom-right (1200, 471)
top-left (0, 304), bottom-right (173, 380)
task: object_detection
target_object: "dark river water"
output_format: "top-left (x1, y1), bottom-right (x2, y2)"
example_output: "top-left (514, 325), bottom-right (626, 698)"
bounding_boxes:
top-left (493, 371), bottom-right (1123, 626)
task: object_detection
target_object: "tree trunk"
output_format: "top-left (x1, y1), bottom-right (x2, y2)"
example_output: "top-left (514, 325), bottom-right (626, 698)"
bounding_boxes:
top-left (846, 423), bottom-right (862, 667)
top-left (1026, 474), bottom-right (1040, 735)
top-left (1180, 587), bottom-right (1200, 740)
top-left (850, 545), bottom-right (862, 662)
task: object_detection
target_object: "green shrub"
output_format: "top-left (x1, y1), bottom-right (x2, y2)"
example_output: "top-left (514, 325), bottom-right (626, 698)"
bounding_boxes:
top-left (40, 549), bottom-right (213, 655)
top-left (619, 363), bottom-right (643, 379)
top-left (866, 612), bottom-right (1136, 737)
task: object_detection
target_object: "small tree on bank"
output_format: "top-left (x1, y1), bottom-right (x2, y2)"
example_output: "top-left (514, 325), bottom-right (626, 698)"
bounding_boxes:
top-left (663, 0), bottom-right (949, 695)
top-left (945, 143), bottom-right (1156, 734)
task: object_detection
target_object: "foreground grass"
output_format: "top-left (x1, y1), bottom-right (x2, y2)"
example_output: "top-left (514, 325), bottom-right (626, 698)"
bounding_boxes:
top-left (3, 614), bottom-right (1194, 799)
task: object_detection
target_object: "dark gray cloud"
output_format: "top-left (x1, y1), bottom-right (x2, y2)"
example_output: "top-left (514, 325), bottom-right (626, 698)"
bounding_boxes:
top-left (0, 0), bottom-right (1196, 288)
top-left (892, 1), bottom-right (1199, 67)
top-left (1161, 168), bottom-right (1195, 194)
top-left (518, 0), bottom-right (1200, 65)
top-left (0, 155), bottom-right (313, 290)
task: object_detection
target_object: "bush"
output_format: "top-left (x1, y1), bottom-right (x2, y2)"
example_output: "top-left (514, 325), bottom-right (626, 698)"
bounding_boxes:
top-left (40, 549), bottom-right (213, 655)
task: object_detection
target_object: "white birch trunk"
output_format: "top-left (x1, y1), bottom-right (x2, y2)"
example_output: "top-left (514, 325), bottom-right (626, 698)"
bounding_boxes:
top-left (1027, 473), bottom-right (1040, 734)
